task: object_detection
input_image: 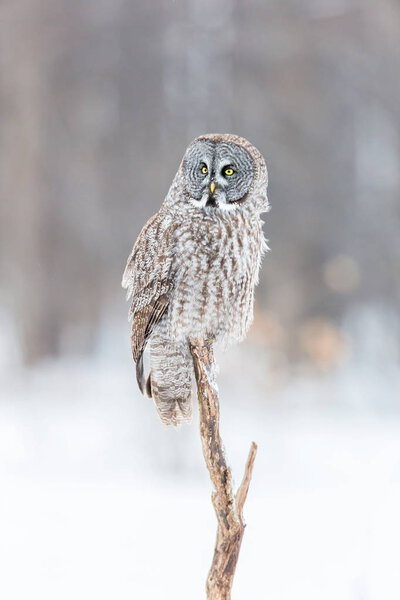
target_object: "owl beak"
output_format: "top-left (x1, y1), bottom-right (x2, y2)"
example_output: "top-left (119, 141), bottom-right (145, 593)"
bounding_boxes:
top-left (209, 181), bottom-right (216, 195)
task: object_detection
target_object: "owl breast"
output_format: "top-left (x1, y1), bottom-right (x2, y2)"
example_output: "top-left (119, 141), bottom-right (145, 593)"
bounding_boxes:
top-left (166, 209), bottom-right (265, 345)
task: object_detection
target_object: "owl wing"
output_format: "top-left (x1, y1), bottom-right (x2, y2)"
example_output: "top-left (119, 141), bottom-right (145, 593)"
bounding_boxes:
top-left (122, 212), bottom-right (175, 393)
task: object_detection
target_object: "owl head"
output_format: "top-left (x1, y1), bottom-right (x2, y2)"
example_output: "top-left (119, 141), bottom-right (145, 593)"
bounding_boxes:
top-left (177, 133), bottom-right (268, 214)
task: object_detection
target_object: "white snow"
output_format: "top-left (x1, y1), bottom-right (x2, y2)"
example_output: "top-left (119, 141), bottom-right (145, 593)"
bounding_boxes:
top-left (1, 352), bottom-right (400, 599)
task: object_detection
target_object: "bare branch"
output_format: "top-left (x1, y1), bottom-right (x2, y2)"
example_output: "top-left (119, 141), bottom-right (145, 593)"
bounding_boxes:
top-left (236, 442), bottom-right (258, 521)
top-left (190, 339), bottom-right (258, 600)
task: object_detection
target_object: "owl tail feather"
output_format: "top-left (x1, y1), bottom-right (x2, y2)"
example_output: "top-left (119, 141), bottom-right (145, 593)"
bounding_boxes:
top-left (136, 354), bottom-right (145, 395)
top-left (148, 335), bottom-right (193, 426)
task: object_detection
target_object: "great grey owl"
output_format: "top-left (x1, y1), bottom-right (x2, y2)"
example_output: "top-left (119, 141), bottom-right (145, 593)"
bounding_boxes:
top-left (122, 133), bottom-right (269, 426)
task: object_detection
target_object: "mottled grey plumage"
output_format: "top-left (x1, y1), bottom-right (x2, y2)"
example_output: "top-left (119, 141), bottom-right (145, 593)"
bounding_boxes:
top-left (122, 133), bottom-right (269, 426)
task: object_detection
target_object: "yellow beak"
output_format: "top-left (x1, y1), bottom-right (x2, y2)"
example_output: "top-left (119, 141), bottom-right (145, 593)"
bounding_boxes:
top-left (210, 181), bottom-right (216, 194)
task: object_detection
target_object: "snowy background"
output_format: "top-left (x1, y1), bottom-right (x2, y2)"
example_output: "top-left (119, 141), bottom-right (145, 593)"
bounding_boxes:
top-left (1, 1), bottom-right (400, 599)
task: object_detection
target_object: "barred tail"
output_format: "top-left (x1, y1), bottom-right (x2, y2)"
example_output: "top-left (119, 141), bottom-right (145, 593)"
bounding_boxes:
top-left (147, 335), bottom-right (193, 426)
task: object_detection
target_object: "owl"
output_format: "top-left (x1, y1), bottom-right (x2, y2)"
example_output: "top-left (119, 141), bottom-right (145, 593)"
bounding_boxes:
top-left (122, 133), bottom-right (269, 426)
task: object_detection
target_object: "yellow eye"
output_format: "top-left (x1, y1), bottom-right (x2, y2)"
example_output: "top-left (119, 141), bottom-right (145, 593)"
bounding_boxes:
top-left (201, 165), bottom-right (208, 175)
top-left (224, 167), bottom-right (234, 176)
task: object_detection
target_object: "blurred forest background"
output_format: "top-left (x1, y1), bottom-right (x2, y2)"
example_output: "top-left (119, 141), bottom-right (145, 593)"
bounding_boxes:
top-left (0, 1), bottom-right (400, 599)
top-left (1, 0), bottom-right (399, 373)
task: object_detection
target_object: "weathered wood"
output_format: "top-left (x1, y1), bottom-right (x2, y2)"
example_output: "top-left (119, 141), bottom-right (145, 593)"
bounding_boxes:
top-left (190, 339), bottom-right (258, 600)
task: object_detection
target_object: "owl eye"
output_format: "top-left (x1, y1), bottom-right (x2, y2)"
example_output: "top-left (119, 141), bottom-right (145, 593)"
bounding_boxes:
top-left (200, 164), bottom-right (208, 175)
top-left (223, 167), bottom-right (235, 176)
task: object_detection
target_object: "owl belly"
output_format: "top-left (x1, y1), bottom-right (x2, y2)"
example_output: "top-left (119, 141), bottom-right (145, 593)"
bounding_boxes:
top-left (166, 213), bottom-right (263, 344)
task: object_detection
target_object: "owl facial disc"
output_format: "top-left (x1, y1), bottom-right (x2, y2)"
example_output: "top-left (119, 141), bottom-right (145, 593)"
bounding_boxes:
top-left (182, 138), bottom-right (255, 211)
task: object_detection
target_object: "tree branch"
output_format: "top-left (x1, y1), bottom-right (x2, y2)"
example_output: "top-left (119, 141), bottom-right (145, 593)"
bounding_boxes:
top-left (190, 339), bottom-right (258, 600)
